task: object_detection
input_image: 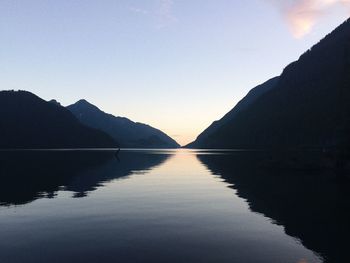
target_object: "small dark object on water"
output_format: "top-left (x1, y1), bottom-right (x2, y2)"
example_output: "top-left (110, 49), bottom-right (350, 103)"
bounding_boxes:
top-left (114, 148), bottom-right (120, 159)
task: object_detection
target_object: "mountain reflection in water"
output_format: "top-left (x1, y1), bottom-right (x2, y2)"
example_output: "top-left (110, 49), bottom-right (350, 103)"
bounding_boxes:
top-left (0, 149), bottom-right (334, 263)
top-left (197, 151), bottom-right (350, 263)
top-left (0, 150), bottom-right (170, 206)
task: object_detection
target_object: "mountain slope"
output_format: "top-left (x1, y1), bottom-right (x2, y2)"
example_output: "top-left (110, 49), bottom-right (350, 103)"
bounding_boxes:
top-left (187, 77), bottom-right (280, 148)
top-left (0, 90), bottom-right (118, 149)
top-left (187, 18), bottom-right (350, 149)
top-left (67, 100), bottom-right (180, 148)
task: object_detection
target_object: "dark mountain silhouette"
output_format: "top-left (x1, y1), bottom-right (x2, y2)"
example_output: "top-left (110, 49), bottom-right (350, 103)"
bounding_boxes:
top-left (0, 90), bottom-right (118, 149)
top-left (48, 99), bottom-right (62, 106)
top-left (187, 77), bottom-right (279, 148)
top-left (67, 99), bottom-right (180, 148)
top-left (187, 18), bottom-right (350, 150)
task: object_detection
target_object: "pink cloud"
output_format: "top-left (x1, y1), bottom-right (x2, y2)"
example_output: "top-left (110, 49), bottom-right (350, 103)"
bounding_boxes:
top-left (268, 0), bottom-right (350, 38)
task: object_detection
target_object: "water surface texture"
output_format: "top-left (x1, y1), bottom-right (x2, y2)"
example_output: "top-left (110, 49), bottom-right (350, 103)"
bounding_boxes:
top-left (0, 149), bottom-right (336, 263)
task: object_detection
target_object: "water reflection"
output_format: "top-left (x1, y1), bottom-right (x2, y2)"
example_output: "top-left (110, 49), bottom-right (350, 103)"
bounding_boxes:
top-left (197, 151), bottom-right (350, 263)
top-left (0, 150), bottom-right (325, 263)
top-left (0, 150), bottom-right (169, 206)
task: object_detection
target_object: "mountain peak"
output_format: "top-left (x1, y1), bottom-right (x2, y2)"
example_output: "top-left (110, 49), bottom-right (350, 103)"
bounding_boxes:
top-left (48, 99), bottom-right (61, 106)
top-left (76, 99), bottom-right (93, 106)
top-left (67, 100), bottom-right (180, 148)
top-left (70, 99), bottom-right (101, 111)
top-left (0, 91), bottom-right (117, 148)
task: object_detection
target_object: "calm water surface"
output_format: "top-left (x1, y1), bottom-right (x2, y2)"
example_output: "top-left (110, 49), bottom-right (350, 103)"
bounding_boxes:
top-left (0, 149), bottom-right (326, 262)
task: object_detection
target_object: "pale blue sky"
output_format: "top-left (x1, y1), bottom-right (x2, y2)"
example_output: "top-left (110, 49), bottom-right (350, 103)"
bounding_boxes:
top-left (1, 0), bottom-right (349, 145)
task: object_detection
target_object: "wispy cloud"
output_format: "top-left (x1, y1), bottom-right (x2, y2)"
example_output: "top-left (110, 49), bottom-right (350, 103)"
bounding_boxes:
top-left (128, 0), bottom-right (177, 29)
top-left (268, 0), bottom-right (350, 38)
top-left (128, 6), bottom-right (149, 15)
top-left (156, 0), bottom-right (177, 28)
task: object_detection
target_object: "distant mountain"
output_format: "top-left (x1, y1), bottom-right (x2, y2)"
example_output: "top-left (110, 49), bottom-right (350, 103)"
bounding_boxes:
top-left (0, 90), bottom-right (118, 149)
top-left (67, 100), bottom-right (180, 148)
top-left (187, 18), bottom-right (350, 150)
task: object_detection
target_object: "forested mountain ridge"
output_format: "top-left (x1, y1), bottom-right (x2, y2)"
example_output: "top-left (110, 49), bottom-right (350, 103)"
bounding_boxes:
top-left (186, 77), bottom-right (280, 148)
top-left (67, 99), bottom-right (180, 148)
top-left (0, 90), bottom-right (117, 149)
top-left (187, 18), bottom-right (350, 149)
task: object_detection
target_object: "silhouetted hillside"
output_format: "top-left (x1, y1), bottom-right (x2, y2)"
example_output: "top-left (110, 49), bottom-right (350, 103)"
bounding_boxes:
top-left (0, 90), bottom-right (117, 148)
top-left (187, 77), bottom-right (279, 148)
top-left (67, 100), bottom-right (180, 148)
top-left (188, 18), bottom-right (350, 150)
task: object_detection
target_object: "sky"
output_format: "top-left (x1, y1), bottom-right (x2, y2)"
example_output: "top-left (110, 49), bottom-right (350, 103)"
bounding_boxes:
top-left (0, 0), bottom-right (349, 146)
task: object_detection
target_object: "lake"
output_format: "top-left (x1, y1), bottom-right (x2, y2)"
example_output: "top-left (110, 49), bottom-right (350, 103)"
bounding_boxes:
top-left (0, 149), bottom-right (348, 263)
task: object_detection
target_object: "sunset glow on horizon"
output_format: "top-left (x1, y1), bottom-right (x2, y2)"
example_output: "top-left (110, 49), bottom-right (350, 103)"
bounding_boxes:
top-left (1, 0), bottom-right (349, 145)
